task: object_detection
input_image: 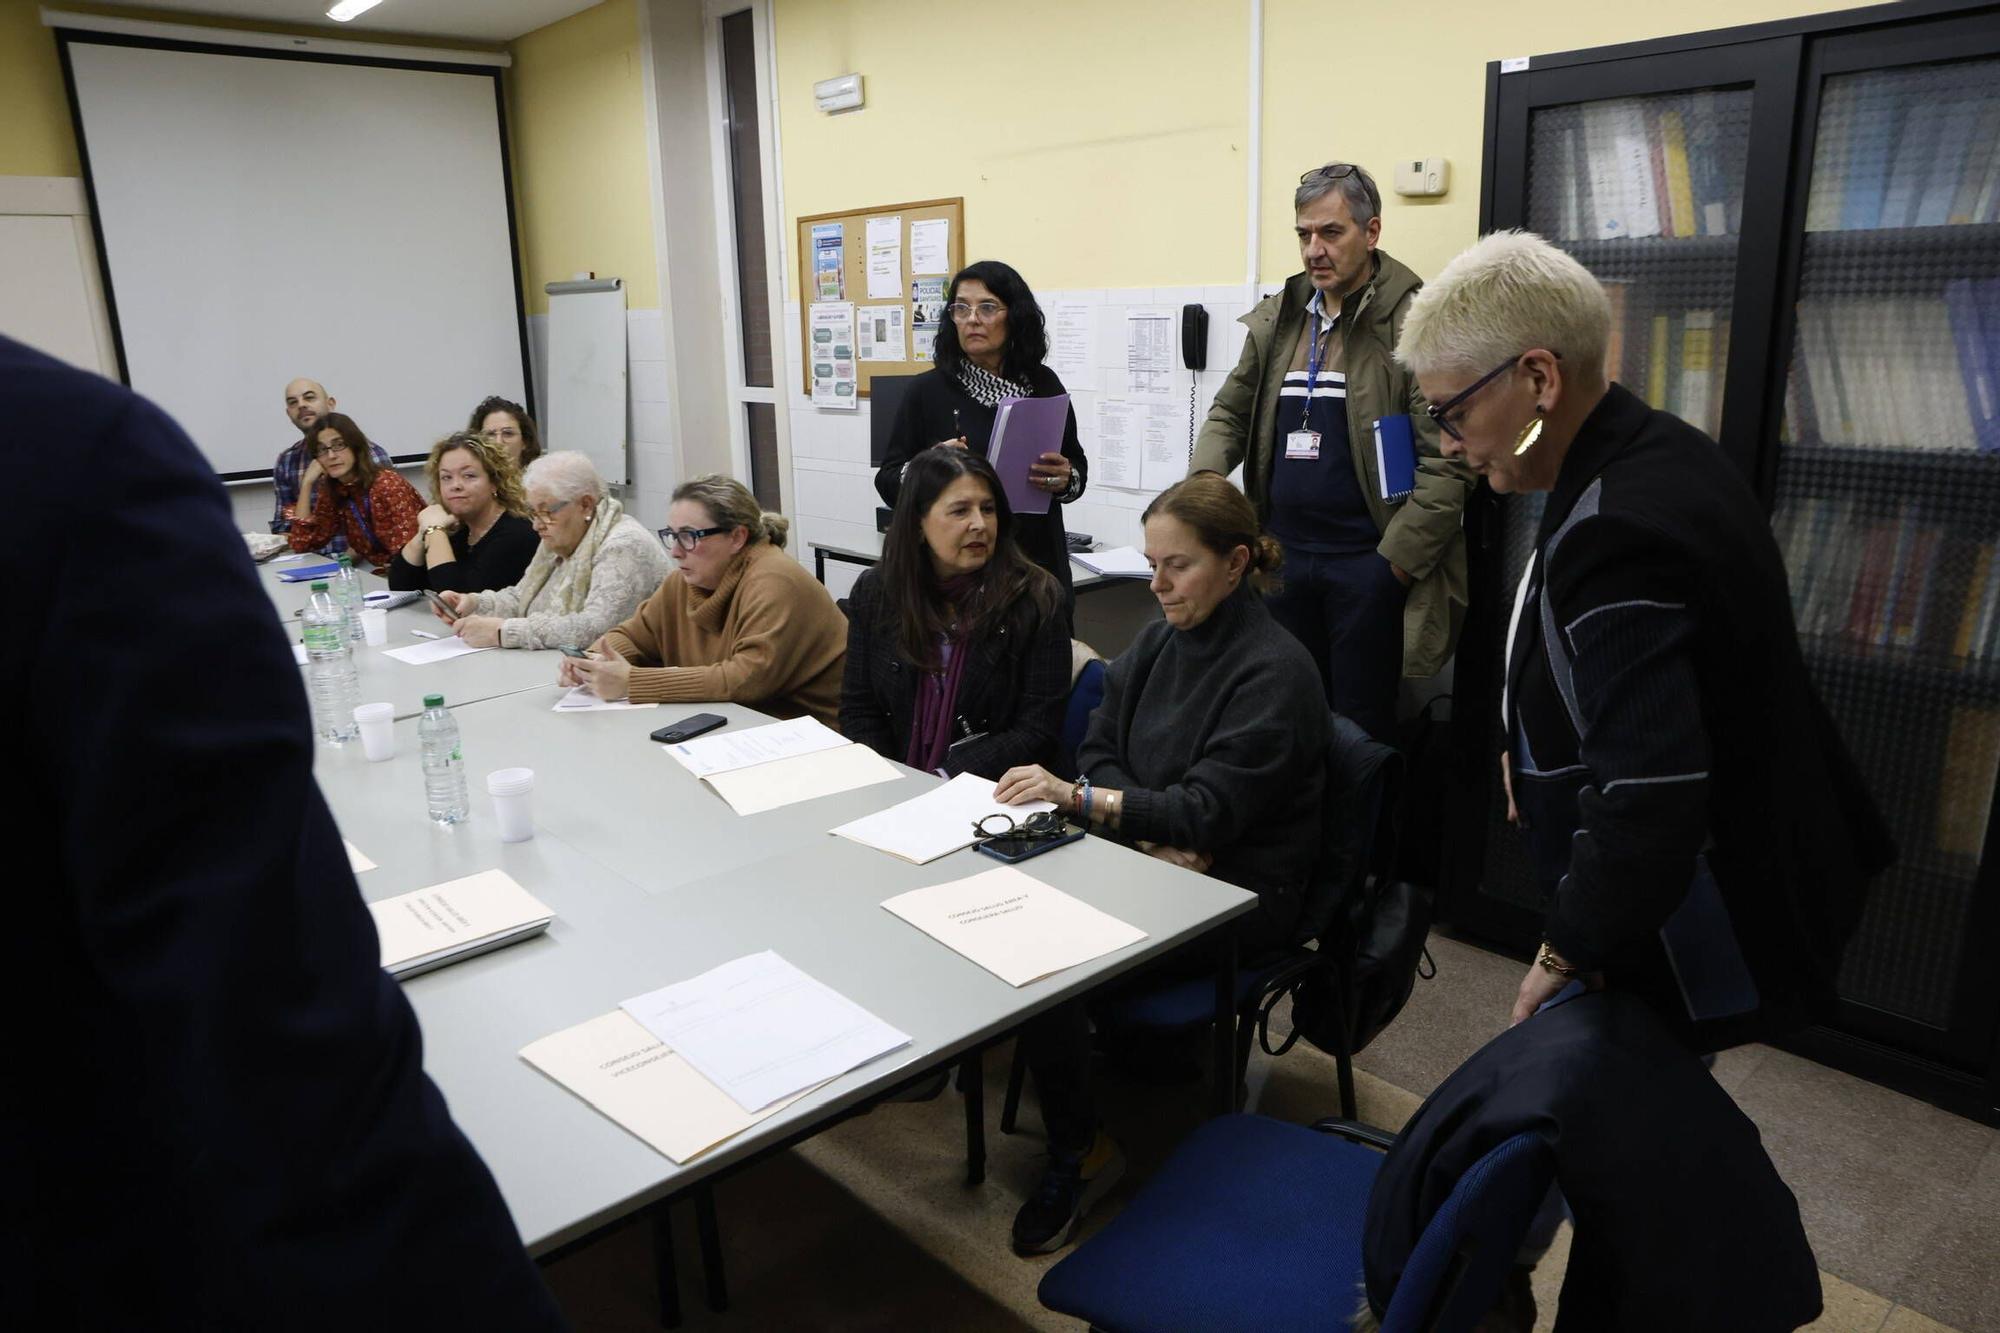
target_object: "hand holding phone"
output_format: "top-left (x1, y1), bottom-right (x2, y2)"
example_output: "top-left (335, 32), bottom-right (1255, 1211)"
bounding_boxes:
top-left (424, 590), bottom-right (458, 624)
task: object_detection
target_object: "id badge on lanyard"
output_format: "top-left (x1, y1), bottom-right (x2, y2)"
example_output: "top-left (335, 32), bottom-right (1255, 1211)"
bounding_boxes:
top-left (1286, 312), bottom-right (1332, 461)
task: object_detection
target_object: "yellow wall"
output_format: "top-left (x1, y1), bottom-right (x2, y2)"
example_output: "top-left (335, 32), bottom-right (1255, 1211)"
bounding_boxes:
top-left (774, 0), bottom-right (1252, 295)
top-left (1, 0), bottom-right (83, 176)
top-left (507, 0), bottom-right (659, 312)
top-left (773, 0), bottom-right (1863, 296)
top-left (1259, 0), bottom-right (1856, 285)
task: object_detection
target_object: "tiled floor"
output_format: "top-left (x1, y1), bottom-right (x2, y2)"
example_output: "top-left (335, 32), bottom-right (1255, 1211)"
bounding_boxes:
top-left (540, 931), bottom-right (1999, 1332)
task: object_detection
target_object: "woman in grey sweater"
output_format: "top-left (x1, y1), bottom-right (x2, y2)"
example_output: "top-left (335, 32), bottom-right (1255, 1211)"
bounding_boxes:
top-left (994, 471), bottom-right (1329, 1256)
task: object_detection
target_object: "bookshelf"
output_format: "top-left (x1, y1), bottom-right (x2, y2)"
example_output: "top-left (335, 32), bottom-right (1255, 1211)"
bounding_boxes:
top-left (1456, 0), bottom-right (2000, 1124)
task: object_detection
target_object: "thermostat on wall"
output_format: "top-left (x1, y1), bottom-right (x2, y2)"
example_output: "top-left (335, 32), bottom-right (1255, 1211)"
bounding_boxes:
top-left (1394, 158), bottom-right (1450, 197)
top-left (814, 73), bottom-right (864, 114)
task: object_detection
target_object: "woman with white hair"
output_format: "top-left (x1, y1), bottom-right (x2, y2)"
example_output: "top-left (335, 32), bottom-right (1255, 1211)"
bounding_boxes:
top-left (1396, 229), bottom-right (1890, 1047)
top-left (435, 451), bottom-right (670, 649)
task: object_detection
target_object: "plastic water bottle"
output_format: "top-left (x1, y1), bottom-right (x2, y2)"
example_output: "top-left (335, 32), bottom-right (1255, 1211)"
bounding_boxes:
top-left (418, 693), bottom-right (470, 826)
top-left (333, 553), bottom-right (366, 643)
top-left (302, 582), bottom-right (359, 744)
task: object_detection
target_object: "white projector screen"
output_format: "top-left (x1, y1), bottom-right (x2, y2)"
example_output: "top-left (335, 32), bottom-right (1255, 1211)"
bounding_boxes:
top-left (62, 34), bottom-right (530, 479)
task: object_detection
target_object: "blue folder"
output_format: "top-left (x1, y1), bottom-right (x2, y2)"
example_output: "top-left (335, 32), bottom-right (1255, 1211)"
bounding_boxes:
top-left (1373, 414), bottom-right (1417, 502)
top-left (277, 562), bottom-right (342, 582)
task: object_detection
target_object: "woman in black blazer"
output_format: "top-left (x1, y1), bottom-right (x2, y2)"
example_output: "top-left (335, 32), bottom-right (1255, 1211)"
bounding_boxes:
top-left (876, 260), bottom-right (1089, 602)
top-left (843, 446), bottom-right (1071, 779)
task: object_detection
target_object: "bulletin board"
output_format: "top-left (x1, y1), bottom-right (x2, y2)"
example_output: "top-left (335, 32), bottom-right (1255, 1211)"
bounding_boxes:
top-left (795, 196), bottom-right (964, 402)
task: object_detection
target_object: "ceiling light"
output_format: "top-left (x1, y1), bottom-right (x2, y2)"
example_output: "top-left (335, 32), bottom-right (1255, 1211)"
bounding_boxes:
top-left (326, 0), bottom-right (385, 21)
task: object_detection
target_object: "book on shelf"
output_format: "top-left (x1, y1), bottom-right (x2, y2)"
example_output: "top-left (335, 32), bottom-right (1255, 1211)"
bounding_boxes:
top-left (1810, 75), bottom-right (2000, 232)
top-left (1659, 108), bottom-right (1698, 239)
top-left (1935, 706), bottom-right (2000, 859)
top-left (1553, 95), bottom-right (1742, 242)
top-left (1788, 292), bottom-right (1994, 452)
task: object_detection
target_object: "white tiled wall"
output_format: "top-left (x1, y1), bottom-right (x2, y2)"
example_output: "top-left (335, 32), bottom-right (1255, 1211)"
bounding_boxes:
top-left (782, 285), bottom-right (1278, 562)
top-left (527, 306), bottom-right (680, 533)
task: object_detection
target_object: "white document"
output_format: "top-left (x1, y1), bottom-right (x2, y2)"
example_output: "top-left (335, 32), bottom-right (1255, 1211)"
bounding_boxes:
top-left (1125, 308), bottom-right (1175, 395)
top-left (383, 636), bottom-right (491, 665)
top-left (367, 869), bottom-right (556, 979)
top-left (857, 303), bottom-right (907, 362)
top-left (520, 1010), bottom-right (826, 1164)
top-left (1138, 399), bottom-right (1186, 492)
top-left (809, 302), bottom-right (858, 410)
top-left (830, 771), bottom-right (1056, 865)
top-left (703, 742), bottom-right (902, 816)
top-left (908, 217), bottom-right (950, 275)
top-left (1093, 399), bottom-right (1141, 489)
top-left (344, 839), bottom-right (376, 873)
top-left (1051, 303), bottom-right (1097, 378)
top-left (665, 715), bottom-right (848, 777)
top-left (292, 642), bottom-right (309, 665)
top-left (1073, 545), bottom-right (1152, 578)
top-left (273, 552), bottom-right (308, 564)
top-left (553, 684), bottom-right (656, 713)
top-left (620, 951), bottom-right (911, 1113)
top-left (865, 215), bottom-right (901, 300)
top-left (881, 865), bottom-right (1147, 986)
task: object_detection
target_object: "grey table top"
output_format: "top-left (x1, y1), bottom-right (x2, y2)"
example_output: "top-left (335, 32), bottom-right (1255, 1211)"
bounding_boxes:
top-left (255, 555), bottom-right (562, 720)
top-left (312, 699), bottom-right (1255, 1255)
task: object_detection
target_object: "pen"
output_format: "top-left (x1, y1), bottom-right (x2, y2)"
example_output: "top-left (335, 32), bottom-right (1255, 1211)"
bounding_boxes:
top-left (411, 629), bottom-right (441, 640)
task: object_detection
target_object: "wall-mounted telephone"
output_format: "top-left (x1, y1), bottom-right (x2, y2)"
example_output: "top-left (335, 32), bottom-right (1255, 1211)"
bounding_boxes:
top-left (1181, 303), bottom-right (1209, 371)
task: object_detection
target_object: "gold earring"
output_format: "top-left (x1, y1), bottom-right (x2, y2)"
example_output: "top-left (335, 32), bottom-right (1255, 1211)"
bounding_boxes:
top-left (1513, 410), bottom-right (1545, 456)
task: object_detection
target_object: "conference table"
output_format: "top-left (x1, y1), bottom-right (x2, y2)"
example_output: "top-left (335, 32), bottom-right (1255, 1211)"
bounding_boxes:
top-left (293, 620), bottom-right (1258, 1320)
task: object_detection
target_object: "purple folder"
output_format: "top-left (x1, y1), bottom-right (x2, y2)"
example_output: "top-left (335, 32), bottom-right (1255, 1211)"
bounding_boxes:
top-left (988, 394), bottom-right (1071, 515)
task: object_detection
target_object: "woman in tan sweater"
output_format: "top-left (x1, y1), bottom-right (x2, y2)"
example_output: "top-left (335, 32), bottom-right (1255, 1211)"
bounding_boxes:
top-left (561, 475), bottom-right (848, 726)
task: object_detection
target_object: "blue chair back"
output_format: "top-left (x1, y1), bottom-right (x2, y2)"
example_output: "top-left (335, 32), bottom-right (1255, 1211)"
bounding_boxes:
top-left (1299, 713), bottom-right (1403, 944)
top-left (1054, 656), bottom-right (1107, 778)
top-left (1379, 1131), bottom-right (1554, 1333)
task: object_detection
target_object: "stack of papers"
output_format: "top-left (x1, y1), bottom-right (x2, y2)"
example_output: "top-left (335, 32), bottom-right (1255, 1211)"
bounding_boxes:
top-left (519, 951), bottom-right (912, 1164)
top-left (1073, 546), bottom-right (1152, 578)
top-left (552, 684), bottom-right (656, 713)
top-left (663, 715), bottom-right (900, 815)
top-left (830, 772), bottom-right (1055, 864)
top-left (620, 951), bottom-right (911, 1112)
top-left (383, 636), bottom-right (491, 665)
top-left (881, 865), bottom-right (1147, 986)
top-left (368, 870), bottom-right (556, 979)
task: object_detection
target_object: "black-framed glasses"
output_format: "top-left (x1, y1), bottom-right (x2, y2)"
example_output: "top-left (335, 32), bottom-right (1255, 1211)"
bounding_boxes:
top-left (946, 300), bottom-right (1005, 324)
top-left (309, 440), bottom-right (353, 458)
top-left (1298, 163), bottom-right (1361, 186)
top-left (1424, 352), bottom-right (1560, 442)
top-left (660, 524), bottom-right (728, 552)
top-left (973, 810), bottom-right (1067, 847)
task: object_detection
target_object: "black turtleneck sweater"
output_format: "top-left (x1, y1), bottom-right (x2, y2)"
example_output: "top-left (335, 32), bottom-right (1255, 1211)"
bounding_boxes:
top-left (1077, 585), bottom-right (1329, 949)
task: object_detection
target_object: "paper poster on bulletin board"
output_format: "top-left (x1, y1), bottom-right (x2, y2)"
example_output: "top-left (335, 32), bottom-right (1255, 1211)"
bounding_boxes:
top-left (798, 197), bottom-right (963, 399)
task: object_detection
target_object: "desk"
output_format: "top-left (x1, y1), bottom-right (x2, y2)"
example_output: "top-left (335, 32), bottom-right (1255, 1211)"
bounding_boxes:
top-left (256, 556), bottom-right (562, 719)
top-left (311, 700), bottom-right (1253, 1264)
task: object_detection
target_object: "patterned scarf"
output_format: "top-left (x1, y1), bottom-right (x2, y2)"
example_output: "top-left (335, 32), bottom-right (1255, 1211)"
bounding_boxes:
top-left (954, 359), bottom-right (1033, 409)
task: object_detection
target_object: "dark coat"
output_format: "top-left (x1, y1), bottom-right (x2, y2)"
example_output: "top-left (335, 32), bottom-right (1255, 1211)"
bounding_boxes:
top-left (1, 336), bottom-right (564, 1332)
top-left (1507, 382), bottom-right (1892, 1051)
top-left (875, 364), bottom-right (1088, 597)
top-left (839, 564), bottom-right (1071, 779)
top-left (1365, 990), bottom-right (1821, 1331)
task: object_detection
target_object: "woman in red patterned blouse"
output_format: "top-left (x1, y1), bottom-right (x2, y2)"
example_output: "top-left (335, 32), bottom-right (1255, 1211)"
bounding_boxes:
top-left (287, 413), bottom-right (424, 572)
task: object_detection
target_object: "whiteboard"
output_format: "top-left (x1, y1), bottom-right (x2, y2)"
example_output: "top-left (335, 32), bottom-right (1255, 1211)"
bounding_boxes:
top-left (544, 279), bottom-right (629, 487)
top-left (63, 36), bottom-right (528, 478)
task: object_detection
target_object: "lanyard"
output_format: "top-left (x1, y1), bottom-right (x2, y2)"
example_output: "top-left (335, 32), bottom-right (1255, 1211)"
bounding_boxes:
top-left (1301, 307), bottom-right (1335, 432)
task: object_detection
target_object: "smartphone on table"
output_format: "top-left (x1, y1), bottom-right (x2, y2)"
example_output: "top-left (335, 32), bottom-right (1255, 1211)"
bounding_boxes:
top-left (557, 645), bottom-right (591, 659)
top-left (651, 713), bottom-right (727, 745)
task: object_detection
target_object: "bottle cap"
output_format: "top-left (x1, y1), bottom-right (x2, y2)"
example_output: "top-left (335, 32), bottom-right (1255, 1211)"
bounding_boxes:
top-left (310, 581), bottom-right (328, 591)
top-left (424, 694), bottom-right (446, 709)
top-left (338, 553), bottom-right (354, 567)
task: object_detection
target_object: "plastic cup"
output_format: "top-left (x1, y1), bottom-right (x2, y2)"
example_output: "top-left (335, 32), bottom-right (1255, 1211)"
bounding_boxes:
top-left (353, 701), bottom-right (396, 761)
top-left (487, 767), bottom-right (536, 843)
top-left (360, 608), bottom-right (389, 646)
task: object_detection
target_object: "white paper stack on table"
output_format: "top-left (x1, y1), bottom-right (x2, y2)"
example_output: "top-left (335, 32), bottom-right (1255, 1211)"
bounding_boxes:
top-left (383, 636), bottom-right (491, 665)
top-left (551, 684), bottom-right (657, 713)
top-left (663, 715), bottom-right (900, 815)
top-left (881, 865), bottom-right (1147, 985)
top-left (520, 951), bottom-right (912, 1163)
top-left (830, 771), bottom-right (1055, 864)
top-left (1072, 545), bottom-right (1152, 579)
top-left (368, 869), bottom-right (556, 979)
